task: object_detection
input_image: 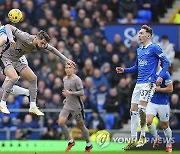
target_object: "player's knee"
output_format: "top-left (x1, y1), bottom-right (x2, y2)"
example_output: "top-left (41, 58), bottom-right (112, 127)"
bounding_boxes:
top-left (58, 117), bottom-right (65, 126)
top-left (147, 119), bottom-right (153, 126)
top-left (30, 74), bottom-right (37, 81)
top-left (77, 121), bottom-right (84, 129)
top-left (11, 76), bottom-right (19, 82)
top-left (161, 122), bottom-right (169, 130)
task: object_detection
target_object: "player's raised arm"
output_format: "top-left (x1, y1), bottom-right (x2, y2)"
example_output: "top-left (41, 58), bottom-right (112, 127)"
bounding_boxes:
top-left (5, 24), bottom-right (31, 46)
top-left (45, 44), bottom-right (75, 65)
top-left (5, 24), bottom-right (15, 43)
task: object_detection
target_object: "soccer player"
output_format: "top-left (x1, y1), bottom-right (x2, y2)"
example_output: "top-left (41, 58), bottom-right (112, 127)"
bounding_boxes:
top-left (147, 68), bottom-right (173, 152)
top-left (58, 62), bottom-right (93, 152)
top-left (116, 25), bottom-right (170, 149)
top-left (0, 22), bottom-right (29, 96)
top-left (0, 24), bottom-right (74, 115)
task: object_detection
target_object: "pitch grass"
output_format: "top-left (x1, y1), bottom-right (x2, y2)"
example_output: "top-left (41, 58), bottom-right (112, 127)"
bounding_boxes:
top-left (1, 152), bottom-right (180, 154)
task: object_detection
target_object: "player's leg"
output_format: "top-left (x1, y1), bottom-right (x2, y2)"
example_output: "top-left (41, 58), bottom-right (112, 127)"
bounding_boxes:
top-left (137, 83), bottom-right (156, 147)
top-left (0, 34), bottom-right (7, 47)
top-left (75, 110), bottom-right (92, 152)
top-left (2, 77), bottom-right (29, 96)
top-left (19, 66), bottom-right (44, 116)
top-left (58, 108), bottom-right (74, 152)
top-left (158, 105), bottom-right (172, 152)
top-left (146, 102), bottom-right (159, 148)
top-left (124, 84), bottom-right (139, 150)
top-left (0, 66), bottom-right (19, 114)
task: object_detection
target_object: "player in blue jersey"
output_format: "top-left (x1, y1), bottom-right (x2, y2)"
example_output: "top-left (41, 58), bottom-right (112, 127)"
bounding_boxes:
top-left (116, 25), bottom-right (170, 149)
top-left (146, 68), bottom-right (173, 152)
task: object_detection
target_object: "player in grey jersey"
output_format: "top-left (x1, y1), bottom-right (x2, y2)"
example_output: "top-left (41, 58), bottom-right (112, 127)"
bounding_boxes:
top-left (0, 24), bottom-right (74, 115)
top-left (58, 63), bottom-right (92, 152)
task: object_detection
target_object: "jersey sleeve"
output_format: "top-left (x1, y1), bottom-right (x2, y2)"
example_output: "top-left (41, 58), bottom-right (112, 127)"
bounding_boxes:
top-left (5, 24), bottom-right (31, 43)
top-left (124, 56), bottom-right (138, 73)
top-left (45, 44), bottom-right (69, 62)
top-left (153, 45), bottom-right (170, 78)
top-left (76, 77), bottom-right (84, 90)
top-left (164, 72), bottom-right (172, 85)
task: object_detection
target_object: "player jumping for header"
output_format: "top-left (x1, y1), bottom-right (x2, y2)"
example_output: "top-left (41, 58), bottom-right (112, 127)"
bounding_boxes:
top-left (0, 24), bottom-right (74, 115)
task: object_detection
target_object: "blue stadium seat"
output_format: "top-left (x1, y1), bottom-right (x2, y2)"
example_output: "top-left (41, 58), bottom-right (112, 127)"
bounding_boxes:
top-left (97, 104), bottom-right (104, 111)
top-left (105, 114), bottom-right (114, 129)
top-left (138, 10), bottom-right (152, 21)
top-left (29, 132), bottom-right (40, 140)
top-left (0, 132), bottom-right (6, 139)
top-left (134, 18), bottom-right (148, 23)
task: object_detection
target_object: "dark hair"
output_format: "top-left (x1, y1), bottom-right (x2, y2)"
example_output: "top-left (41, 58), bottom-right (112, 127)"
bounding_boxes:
top-left (141, 25), bottom-right (153, 36)
top-left (161, 35), bottom-right (168, 40)
top-left (37, 30), bottom-right (50, 42)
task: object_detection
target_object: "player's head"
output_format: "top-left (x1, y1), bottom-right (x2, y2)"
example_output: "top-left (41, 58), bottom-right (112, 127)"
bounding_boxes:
top-left (65, 62), bottom-right (75, 76)
top-left (35, 30), bottom-right (50, 50)
top-left (138, 25), bottom-right (153, 44)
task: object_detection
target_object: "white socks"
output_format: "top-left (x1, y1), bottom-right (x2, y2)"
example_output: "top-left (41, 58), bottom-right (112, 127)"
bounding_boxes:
top-left (140, 125), bottom-right (146, 137)
top-left (164, 127), bottom-right (172, 146)
top-left (0, 100), bottom-right (6, 106)
top-left (86, 142), bottom-right (91, 147)
top-left (11, 85), bottom-right (29, 96)
top-left (30, 102), bottom-right (36, 108)
top-left (69, 139), bottom-right (74, 143)
top-left (148, 124), bottom-right (158, 138)
top-left (131, 111), bottom-right (139, 140)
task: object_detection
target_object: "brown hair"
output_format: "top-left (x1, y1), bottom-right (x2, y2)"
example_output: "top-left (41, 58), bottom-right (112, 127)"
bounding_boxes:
top-left (37, 30), bottom-right (50, 42)
top-left (141, 25), bottom-right (153, 36)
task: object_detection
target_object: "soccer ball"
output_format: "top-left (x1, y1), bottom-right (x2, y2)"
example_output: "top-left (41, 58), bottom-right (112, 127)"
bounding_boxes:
top-left (8, 9), bottom-right (23, 23)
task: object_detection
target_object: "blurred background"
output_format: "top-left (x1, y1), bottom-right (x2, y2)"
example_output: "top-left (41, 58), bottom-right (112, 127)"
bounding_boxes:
top-left (0, 0), bottom-right (180, 152)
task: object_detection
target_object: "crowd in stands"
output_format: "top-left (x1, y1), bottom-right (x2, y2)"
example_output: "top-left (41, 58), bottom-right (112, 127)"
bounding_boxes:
top-left (0, 0), bottom-right (179, 140)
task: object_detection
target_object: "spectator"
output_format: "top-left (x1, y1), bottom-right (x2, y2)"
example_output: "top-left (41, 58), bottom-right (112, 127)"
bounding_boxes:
top-left (119, 12), bottom-right (137, 24)
top-left (159, 35), bottom-right (175, 64)
top-left (112, 34), bottom-right (124, 52)
top-left (18, 114), bottom-right (39, 128)
top-left (87, 110), bottom-right (105, 130)
top-left (40, 127), bottom-right (59, 140)
top-left (170, 94), bottom-right (180, 110)
top-left (138, 0), bottom-right (160, 22)
top-left (101, 43), bottom-right (114, 64)
top-left (71, 43), bottom-right (83, 69)
top-left (104, 88), bottom-right (122, 129)
top-left (119, 0), bottom-right (137, 18)
top-left (84, 77), bottom-right (97, 110)
top-left (82, 17), bottom-right (94, 35)
top-left (116, 78), bottom-right (131, 123)
top-left (83, 42), bottom-right (101, 67)
top-left (92, 68), bottom-right (109, 92)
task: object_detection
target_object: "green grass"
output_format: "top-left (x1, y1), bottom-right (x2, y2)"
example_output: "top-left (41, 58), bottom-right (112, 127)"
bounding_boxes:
top-left (0, 151), bottom-right (180, 154)
top-left (0, 141), bottom-right (179, 154)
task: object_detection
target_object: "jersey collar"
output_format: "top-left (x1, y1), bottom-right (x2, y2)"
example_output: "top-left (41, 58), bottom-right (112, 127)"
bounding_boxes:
top-left (142, 42), bottom-right (152, 49)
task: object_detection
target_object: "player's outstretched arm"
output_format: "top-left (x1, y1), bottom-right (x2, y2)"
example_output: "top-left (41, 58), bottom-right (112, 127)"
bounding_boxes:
top-left (45, 44), bottom-right (75, 65)
top-left (123, 57), bottom-right (138, 73)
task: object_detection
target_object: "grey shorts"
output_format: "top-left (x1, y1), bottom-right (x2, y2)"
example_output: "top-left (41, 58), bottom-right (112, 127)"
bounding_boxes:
top-left (59, 107), bottom-right (85, 122)
top-left (0, 57), bottom-right (27, 74)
